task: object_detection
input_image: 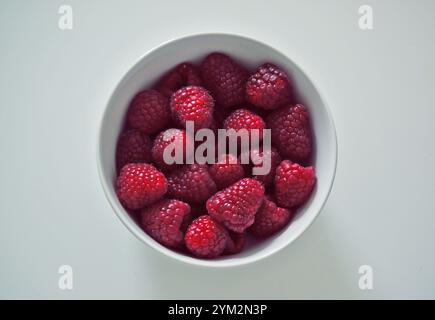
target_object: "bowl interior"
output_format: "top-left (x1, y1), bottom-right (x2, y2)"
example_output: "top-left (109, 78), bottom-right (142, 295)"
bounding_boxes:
top-left (98, 34), bottom-right (337, 267)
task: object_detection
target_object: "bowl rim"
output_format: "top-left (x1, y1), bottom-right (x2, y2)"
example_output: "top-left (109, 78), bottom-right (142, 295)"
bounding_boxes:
top-left (96, 32), bottom-right (338, 268)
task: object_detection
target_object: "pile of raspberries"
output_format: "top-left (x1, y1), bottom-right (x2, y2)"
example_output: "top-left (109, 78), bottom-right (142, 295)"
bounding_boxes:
top-left (115, 52), bottom-right (316, 259)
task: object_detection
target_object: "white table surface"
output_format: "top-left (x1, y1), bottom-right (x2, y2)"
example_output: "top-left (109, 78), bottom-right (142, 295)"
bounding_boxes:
top-left (1, 0), bottom-right (434, 299)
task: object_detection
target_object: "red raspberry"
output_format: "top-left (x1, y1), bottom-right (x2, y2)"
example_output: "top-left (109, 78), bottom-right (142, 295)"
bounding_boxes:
top-left (275, 160), bottom-right (316, 208)
top-left (224, 232), bottom-right (245, 255)
top-left (206, 178), bottom-right (265, 232)
top-left (156, 63), bottom-right (202, 97)
top-left (223, 109), bottom-right (265, 141)
top-left (116, 129), bottom-right (152, 172)
top-left (246, 63), bottom-right (292, 110)
top-left (201, 53), bottom-right (248, 108)
top-left (127, 90), bottom-right (171, 134)
top-left (185, 215), bottom-right (229, 258)
top-left (151, 128), bottom-right (193, 171)
top-left (167, 164), bottom-right (217, 204)
top-left (116, 163), bottom-right (167, 210)
top-left (250, 197), bottom-right (293, 237)
top-left (266, 104), bottom-right (312, 161)
top-left (209, 154), bottom-right (245, 189)
top-left (170, 86), bottom-right (214, 129)
top-left (141, 199), bottom-right (191, 248)
top-left (251, 147), bottom-right (282, 187)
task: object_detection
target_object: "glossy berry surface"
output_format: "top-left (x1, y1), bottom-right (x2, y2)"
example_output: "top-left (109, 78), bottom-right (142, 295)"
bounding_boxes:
top-left (275, 160), bottom-right (316, 208)
top-left (185, 215), bottom-right (229, 258)
top-left (127, 90), bottom-right (170, 134)
top-left (141, 199), bottom-right (191, 248)
top-left (206, 178), bottom-right (265, 232)
top-left (246, 63), bottom-right (292, 110)
top-left (116, 163), bottom-right (167, 210)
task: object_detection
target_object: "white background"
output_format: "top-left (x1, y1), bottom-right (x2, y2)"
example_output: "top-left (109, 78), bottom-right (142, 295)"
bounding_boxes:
top-left (1, 0), bottom-right (434, 299)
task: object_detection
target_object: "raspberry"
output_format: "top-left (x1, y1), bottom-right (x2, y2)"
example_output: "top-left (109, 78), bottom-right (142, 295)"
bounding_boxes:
top-left (201, 53), bottom-right (248, 108)
top-left (151, 128), bottom-right (193, 171)
top-left (246, 63), bottom-right (292, 110)
top-left (251, 147), bottom-right (282, 187)
top-left (223, 109), bottom-right (265, 141)
top-left (170, 86), bottom-right (214, 129)
top-left (275, 160), bottom-right (316, 208)
top-left (157, 63), bottom-right (202, 97)
top-left (209, 154), bottom-right (245, 189)
top-left (206, 178), bottom-right (265, 232)
top-left (185, 215), bottom-right (229, 258)
top-left (141, 199), bottom-right (191, 248)
top-left (224, 231), bottom-right (245, 255)
top-left (266, 104), bottom-right (312, 161)
top-left (127, 90), bottom-right (171, 134)
top-left (250, 197), bottom-right (293, 237)
top-left (167, 164), bottom-right (217, 204)
top-left (116, 129), bottom-right (152, 172)
top-left (116, 163), bottom-right (167, 210)
top-left (114, 52), bottom-right (320, 259)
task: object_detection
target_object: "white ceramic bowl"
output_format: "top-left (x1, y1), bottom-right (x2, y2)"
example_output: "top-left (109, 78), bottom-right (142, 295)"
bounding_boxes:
top-left (97, 33), bottom-right (337, 267)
